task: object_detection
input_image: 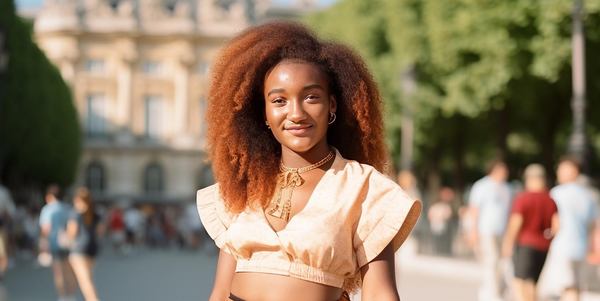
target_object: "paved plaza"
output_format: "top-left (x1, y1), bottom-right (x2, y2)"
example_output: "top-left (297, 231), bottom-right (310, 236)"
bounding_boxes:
top-left (4, 245), bottom-right (599, 301)
top-left (4, 245), bottom-right (480, 301)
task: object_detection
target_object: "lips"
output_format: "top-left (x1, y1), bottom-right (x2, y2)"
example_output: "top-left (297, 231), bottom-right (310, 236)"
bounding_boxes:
top-left (285, 124), bottom-right (311, 130)
top-left (284, 124), bottom-right (313, 136)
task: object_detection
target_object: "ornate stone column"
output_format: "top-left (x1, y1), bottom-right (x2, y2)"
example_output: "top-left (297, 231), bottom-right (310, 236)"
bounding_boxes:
top-left (173, 43), bottom-right (195, 148)
top-left (115, 38), bottom-right (137, 144)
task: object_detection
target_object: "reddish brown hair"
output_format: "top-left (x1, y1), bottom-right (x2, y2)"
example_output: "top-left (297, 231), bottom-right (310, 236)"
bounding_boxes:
top-left (74, 187), bottom-right (95, 226)
top-left (206, 22), bottom-right (387, 213)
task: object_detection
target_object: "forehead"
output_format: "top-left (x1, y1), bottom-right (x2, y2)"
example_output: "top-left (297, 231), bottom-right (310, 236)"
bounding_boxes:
top-left (264, 60), bottom-right (329, 87)
top-left (559, 161), bottom-right (577, 170)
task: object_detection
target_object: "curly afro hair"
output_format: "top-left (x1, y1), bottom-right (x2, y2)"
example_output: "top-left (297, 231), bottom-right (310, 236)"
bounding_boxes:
top-left (206, 21), bottom-right (387, 213)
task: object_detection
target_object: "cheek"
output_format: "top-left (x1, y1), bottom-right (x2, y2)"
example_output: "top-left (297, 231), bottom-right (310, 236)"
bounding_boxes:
top-left (313, 106), bottom-right (330, 122)
top-left (265, 107), bottom-right (285, 123)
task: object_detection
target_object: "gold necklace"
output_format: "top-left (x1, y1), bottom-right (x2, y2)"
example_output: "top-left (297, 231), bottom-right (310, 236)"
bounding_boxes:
top-left (266, 150), bottom-right (335, 221)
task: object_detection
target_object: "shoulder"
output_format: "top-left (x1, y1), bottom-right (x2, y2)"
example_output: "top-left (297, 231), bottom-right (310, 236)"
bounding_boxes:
top-left (471, 177), bottom-right (490, 192)
top-left (196, 183), bottom-right (220, 204)
top-left (196, 184), bottom-right (234, 221)
top-left (514, 191), bottom-right (529, 202)
top-left (338, 159), bottom-right (395, 185)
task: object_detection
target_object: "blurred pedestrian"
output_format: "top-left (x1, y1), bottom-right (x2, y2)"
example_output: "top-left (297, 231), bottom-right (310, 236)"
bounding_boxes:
top-left (0, 219), bottom-right (7, 280)
top-left (501, 164), bottom-right (559, 301)
top-left (428, 186), bottom-right (456, 256)
top-left (184, 202), bottom-right (204, 250)
top-left (398, 169), bottom-right (422, 200)
top-left (468, 159), bottom-right (512, 301)
top-left (124, 205), bottom-right (144, 250)
top-left (66, 187), bottom-right (102, 301)
top-left (108, 206), bottom-right (126, 253)
top-left (397, 169), bottom-right (423, 256)
top-left (0, 185), bottom-right (15, 266)
top-left (541, 157), bottom-right (599, 301)
top-left (39, 185), bottom-right (76, 301)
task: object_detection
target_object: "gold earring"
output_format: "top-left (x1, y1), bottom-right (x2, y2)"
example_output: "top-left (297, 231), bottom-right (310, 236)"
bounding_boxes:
top-left (328, 112), bottom-right (336, 125)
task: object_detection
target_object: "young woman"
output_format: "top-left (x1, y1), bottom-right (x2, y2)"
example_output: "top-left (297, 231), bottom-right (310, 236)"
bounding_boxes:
top-left (197, 22), bottom-right (421, 301)
top-left (66, 187), bottom-right (102, 301)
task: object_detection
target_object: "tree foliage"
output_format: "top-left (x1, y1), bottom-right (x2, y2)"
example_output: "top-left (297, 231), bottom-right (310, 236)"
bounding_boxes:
top-left (307, 0), bottom-right (600, 188)
top-left (0, 0), bottom-right (81, 200)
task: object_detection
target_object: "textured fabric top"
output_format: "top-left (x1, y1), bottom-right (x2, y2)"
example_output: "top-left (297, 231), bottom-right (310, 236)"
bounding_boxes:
top-left (197, 149), bottom-right (421, 290)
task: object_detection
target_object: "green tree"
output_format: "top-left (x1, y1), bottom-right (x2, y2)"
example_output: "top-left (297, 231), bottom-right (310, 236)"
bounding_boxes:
top-left (0, 0), bottom-right (81, 203)
top-left (308, 0), bottom-right (600, 196)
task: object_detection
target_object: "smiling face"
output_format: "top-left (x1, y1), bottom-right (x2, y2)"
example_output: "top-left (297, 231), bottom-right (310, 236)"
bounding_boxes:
top-left (263, 60), bottom-right (336, 154)
top-left (73, 197), bottom-right (88, 213)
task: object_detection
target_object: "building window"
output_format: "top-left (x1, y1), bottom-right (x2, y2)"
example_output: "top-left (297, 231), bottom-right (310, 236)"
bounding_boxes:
top-left (108, 0), bottom-right (120, 10)
top-left (84, 59), bottom-right (105, 73)
top-left (86, 93), bottom-right (107, 136)
top-left (144, 95), bottom-right (163, 139)
top-left (144, 163), bottom-right (164, 194)
top-left (142, 60), bottom-right (162, 75)
top-left (85, 161), bottom-right (106, 193)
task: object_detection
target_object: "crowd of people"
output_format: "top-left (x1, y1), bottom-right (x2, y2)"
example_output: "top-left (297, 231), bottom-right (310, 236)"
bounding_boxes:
top-left (0, 184), bottom-right (208, 301)
top-left (413, 157), bottom-right (600, 301)
top-left (1, 156), bottom-right (599, 301)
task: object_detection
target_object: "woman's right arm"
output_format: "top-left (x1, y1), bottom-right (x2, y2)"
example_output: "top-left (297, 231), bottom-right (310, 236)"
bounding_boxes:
top-left (209, 249), bottom-right (236, 301)
top-left (66, 217), bottom-right (79, 240)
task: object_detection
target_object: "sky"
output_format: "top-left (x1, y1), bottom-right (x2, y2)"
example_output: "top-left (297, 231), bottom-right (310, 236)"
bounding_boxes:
top-left (16, 0), bottom-right (337, 10)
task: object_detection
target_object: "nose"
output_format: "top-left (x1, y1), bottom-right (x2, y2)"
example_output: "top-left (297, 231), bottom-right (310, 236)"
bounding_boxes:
top-left (287, 98), bottom-right (307, 122)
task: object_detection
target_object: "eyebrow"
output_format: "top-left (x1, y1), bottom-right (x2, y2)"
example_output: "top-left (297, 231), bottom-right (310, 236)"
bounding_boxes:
top-left (267, 84), bottom-right (325, 96)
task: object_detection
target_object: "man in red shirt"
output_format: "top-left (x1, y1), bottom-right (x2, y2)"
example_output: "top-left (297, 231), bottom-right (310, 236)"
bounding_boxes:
top-left (502, 164), bottom-right (559, 301)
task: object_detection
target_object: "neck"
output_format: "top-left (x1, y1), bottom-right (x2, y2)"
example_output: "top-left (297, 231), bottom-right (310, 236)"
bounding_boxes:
top-left (281, 141), bottom-right (331, 169)
top-left (489, 175), bottom-right (504, 183)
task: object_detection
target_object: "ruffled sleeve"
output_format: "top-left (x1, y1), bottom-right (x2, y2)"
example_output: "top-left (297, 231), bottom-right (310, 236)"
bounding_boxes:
top-left (353, 172), bottom-right (422, 268)
top-left (196, 184), bottom-right (233, 250)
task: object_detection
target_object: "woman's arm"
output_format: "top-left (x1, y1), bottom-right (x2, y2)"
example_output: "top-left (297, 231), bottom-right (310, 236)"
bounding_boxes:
top-left (66, 218), bottom-right (79, 240)
top-left (360, 243), bottom-right (400, 301)
top-left (209, 249), bottom-right (237, 301)
top-left (501, 213), bottom-right (523, 258)
top-left (551, 213), bottom-right (560, 236)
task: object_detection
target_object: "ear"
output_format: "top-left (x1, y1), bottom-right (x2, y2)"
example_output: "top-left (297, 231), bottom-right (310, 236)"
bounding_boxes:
top-left (329, 95), bottom-right (337, 114)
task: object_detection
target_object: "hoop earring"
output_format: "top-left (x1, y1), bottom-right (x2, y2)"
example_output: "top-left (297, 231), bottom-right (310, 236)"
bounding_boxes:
top-left (328, 112), bottom-right (336, 125)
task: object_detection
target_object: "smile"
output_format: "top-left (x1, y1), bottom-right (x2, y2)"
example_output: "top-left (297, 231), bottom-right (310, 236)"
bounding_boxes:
top-left (284, 124), bottom-right (313, 136)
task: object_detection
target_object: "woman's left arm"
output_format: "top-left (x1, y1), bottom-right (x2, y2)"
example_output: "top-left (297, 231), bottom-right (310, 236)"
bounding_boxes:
top-left (360, 243), bottom-right (400, 301)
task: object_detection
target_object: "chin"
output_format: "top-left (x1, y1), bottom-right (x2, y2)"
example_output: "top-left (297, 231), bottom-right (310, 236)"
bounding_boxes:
top-left (281, 139), bottom-right (319, 154)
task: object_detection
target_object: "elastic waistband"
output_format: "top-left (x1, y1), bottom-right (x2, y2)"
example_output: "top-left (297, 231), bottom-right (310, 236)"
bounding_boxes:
top-left (235, 258), bottom-right (345, 288)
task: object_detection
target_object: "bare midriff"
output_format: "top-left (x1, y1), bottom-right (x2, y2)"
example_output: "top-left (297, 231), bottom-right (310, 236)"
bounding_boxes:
top-left (229, 272), bottom-right (343, 301)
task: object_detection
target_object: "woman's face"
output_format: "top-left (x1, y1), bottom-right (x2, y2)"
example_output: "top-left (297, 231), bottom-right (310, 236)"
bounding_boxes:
top-left (74, 197), bottom-right (88, 212)
top-left (263, 60), bottom-right (336, 154)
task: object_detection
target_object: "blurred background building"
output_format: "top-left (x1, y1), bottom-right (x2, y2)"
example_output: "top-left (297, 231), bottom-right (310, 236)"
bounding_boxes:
top-left (32, 0), bottom-right (317, 205)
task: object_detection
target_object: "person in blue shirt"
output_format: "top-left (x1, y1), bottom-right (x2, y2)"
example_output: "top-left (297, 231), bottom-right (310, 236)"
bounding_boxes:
top-left (39, 185), bottom-right (76, 301)
top-left (543, 158), bottom-right (599, 301)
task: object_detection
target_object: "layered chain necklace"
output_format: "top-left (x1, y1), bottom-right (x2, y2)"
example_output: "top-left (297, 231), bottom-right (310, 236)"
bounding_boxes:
top-left (266, 150), bottom-right (335, 222)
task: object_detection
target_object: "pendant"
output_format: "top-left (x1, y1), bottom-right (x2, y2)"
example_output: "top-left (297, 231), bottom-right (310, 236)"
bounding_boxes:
top-left (266, 171), bottom-right (304, 221)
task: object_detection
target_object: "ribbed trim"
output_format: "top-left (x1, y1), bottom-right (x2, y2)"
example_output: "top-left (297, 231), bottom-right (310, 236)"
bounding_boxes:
top-left (236, 258), bottom-right (345, 288)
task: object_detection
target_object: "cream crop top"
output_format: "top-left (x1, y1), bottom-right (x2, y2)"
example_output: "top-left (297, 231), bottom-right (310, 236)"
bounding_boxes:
top-left (197, 150), bottom-right (421, 290)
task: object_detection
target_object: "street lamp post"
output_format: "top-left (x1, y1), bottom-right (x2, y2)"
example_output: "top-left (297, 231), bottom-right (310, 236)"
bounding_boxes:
top-left (568, 0), bottom-right (588, 168)
top-left (400, 65), bottom-right (416, 171)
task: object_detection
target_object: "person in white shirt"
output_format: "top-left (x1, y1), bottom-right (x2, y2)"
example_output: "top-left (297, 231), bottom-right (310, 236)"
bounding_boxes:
top-left (543, 158), bottom-right (599, 301)
top-left (468, 160), bottom-right (512, 301)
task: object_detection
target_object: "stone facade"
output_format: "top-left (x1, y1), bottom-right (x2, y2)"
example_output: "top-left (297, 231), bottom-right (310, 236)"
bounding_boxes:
top-left (33, 0), bottom-right (316, 204)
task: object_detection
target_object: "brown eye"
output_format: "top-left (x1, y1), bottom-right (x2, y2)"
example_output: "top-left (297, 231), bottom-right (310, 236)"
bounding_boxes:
top-left (306, 95), bottom-right (320, 101)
